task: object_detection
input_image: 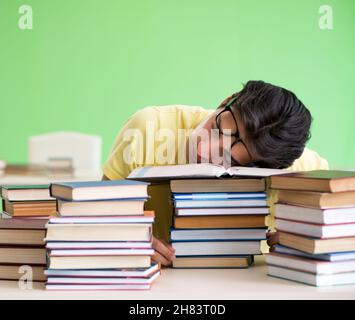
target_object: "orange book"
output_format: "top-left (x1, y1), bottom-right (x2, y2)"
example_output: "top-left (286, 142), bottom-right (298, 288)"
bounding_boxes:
top-left (3, 199), bottom-right (57, 217)
top-left (174, 214), bottom-right (266, 229)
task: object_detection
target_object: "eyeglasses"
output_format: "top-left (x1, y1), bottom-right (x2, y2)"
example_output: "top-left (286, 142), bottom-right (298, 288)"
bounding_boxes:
top-left (215, 100), bottom-right (254, 166)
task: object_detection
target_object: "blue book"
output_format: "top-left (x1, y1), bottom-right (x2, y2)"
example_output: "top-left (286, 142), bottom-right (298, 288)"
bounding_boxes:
top-left (172, 192), bottom-right (266, 200)
top-left (174, 198), bottom-right (267, 208)
top-left (274, 244), bottom-right (355, 262)
top-left (50, 180), bottom-right (149, 201)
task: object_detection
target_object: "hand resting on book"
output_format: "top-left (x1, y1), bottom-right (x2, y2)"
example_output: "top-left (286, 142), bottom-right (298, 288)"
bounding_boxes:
top-left (266, 231), bottom-right (279, 251)
top-left (152, 236), bottom-right (176, 266)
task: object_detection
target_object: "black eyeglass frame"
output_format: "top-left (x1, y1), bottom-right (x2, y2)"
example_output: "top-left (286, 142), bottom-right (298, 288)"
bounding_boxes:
top-left (215, 101), bottom-right (254, 167)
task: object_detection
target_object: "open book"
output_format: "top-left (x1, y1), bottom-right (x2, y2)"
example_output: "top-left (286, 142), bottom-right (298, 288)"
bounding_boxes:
top-left (127, 163), bottom-right (288, 181)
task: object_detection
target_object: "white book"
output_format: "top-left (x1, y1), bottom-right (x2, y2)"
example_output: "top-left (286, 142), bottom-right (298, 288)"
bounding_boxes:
top-left (45, 264), bottom-right (159, 277)
top-left (175, 207), bottom-right (269, 216)
top-left (46, 270), bottom-right (160, 285)
top-left (128, 163), bottom-right (287, 180)
top-left (46, 241), bottom-right (152, 250)
top-left (170, 228), bottom-right (266, 241)
top-left (49, 216), bottom-right (154, 224)
top-left (172, 241), bottom-right (261, 256)
top-left (267, 265), bottom-right (355, 287)
top-left (172, 192), bottom-right (266, 200)
top-left (266, 252), bottom-right (355, 274)
top-left (174, 199), bottom-right (267, 208)
top-left (274, 245), bottom-right (355, 262)
top-left (275, 204), bottom-right (355, 224)
top-left (49, 248), bottom-right (154, 256)
top-left (46, 284), bottom-right (151, 290)
top-left (276, 219), bottom-right (355, 238)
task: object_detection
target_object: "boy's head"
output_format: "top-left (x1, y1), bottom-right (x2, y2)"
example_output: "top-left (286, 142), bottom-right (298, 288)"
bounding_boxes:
top-left (197, 80), bottom-right (312, 169)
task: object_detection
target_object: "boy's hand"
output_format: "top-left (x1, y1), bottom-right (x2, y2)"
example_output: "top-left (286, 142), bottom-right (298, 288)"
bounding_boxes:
top-left (152, 236), bottom-right (176, 266)
top-left (266, 231), bottom-right (279, 252)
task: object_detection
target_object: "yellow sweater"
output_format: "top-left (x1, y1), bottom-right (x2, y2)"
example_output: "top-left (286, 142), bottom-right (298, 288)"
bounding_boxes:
top-left (103, 106), bottom-right (329, 241)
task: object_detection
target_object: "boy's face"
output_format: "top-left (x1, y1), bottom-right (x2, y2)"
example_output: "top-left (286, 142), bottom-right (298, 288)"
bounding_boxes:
top-left (192, 109), bottom-right (256, 166)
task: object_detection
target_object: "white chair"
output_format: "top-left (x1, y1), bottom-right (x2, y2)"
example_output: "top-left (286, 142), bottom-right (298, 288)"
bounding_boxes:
top-left (28, 131), bottom-right (102, 177)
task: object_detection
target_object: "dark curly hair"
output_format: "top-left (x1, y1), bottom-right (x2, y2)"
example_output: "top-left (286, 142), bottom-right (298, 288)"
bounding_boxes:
top-left (219, 80), bottom-right (312, 169)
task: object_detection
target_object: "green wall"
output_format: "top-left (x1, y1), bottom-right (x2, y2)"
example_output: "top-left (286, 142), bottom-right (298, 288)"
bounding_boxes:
top-left (0, 0), bottom-right (354, 169)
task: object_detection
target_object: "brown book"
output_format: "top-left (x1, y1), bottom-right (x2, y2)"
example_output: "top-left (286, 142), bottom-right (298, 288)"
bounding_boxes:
top-left (0, 229), bottom-right (46, 246)
top-left (277, 189), bottom-right (355, 209)
top-left (0, 247), bottom-right (46, 265)
top-left (270, 170), bottom-right (355, 193)
top-left (172, 256), bottom-right (253, 268)
top-left (3, 199), bottom-right (57, 217)
top-left (174, 215), bottom-right (266, 229)
top-left (0, 217), bottom-right (48, 229)
top-left (0, 264), bottom-right (46, 282)
top-left (170, 179), bottom-right (265, 193)
top-left (278, 231), bottom-right (355, 254)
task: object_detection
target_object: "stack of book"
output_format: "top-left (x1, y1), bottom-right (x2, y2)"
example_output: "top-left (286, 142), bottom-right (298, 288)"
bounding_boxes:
top-left (266, 170), bottom-right (355, 286)
top-left (169, 178), bottom-right (268, 268)
top-left (0, 185), bottom-right (55, 282)
top-left (127, 163), bottom-right (287, 269)
top-left (45, 180), bottom-right (161, 290)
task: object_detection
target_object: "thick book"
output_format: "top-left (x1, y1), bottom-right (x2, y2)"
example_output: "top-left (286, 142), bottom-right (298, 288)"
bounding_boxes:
top-left (171, 240), bottom-right (261, 256)
top-left (50, 180), bottom-right (149, 201)
top-left (0, 247), bottom-right (46, 265)
top-left (173, 199), bottom-right (267, 208)
top-left (170, 228), bottom-right (266, 241)
top-left (46, 241), bottom-right (152, 250)
top-left (277, 189), bottom-right (355, 209)
top-left (175, 207), bottom-right (269, 216)
top-left (267, 265), bottom-right (355, 287)
top-left (171, 179), bottom-right (265, 193)
top-left (276, 218), bottom-right (355, 238)
top-left (46, 270), bottom-right (160, 285)
top-left (1, 184), bottom-right (53, 201)
top-left (48, 255), bottom-right (151, 269)
top-left (266, 252), bottom-right (355, 274)
top-left (57, 198), bottom-right (146, 216)
top-left (45, 223), bottom-right (152, 242)
top-left (0, 218), bottom-right (48, 229)
top-left (172, 256), bottom-right (253, 268)
top-left (0, 264), bottom-right (46, 282)
top-left (275, 203), bottom-right (355, 224)
top-left (127, 163), bottom-right (287, 181)
top-left (274, 244), bottom-right (355, 262)
top-left (278, 231), bottom-right (355, 254)
top-left (48, 210), bottom-right (154, 224)
top-left (0, 229), bottom-right (46, 246)
top-left (45, 264), bottom-right (159, 278)
top-left (174, 215), bottom-right (266, 229)
top-left (270, 170), bottom-right (355, 193)
top-left (3, 199), bottom-right (57, 217)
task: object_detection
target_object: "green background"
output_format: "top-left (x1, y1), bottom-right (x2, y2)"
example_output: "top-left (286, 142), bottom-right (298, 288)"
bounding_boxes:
top-left (0, 0), bottom-right (354, 169)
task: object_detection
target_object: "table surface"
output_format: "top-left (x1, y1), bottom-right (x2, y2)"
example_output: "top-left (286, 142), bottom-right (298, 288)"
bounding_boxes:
top-left (1, 256), bottom-right (355, 300)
